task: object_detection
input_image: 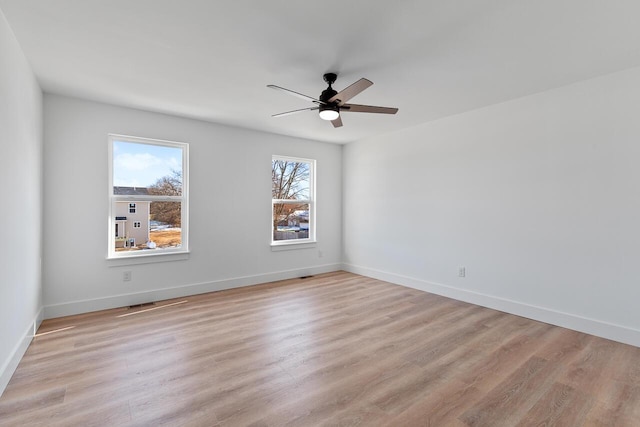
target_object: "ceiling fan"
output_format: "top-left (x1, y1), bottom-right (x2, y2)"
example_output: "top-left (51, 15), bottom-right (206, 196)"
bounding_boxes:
top-left (267, 73), bottom-right (398, 128)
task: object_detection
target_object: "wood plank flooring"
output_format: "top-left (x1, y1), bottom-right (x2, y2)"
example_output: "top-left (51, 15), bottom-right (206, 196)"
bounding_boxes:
top-left (1, 271), bottom-right (639, 426)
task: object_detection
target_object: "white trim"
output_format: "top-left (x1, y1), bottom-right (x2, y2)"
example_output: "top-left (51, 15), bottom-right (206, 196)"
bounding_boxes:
top-left (106, 251), bottom-right (190, 266)
top-left (44, 264), bottom-right (342, 319)
top-left (271, 241), bottom-right (317, 251)
top-left (0, 307), bottom-right (43, 397)
top-left (343, 263), bottom-right (640, 348)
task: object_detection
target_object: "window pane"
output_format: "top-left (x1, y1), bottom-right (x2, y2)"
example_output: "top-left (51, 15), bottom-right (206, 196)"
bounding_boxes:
top-left (149, 201), bottom-right (182, 248)
top-left (272, 160), bottom-right (310, 200)
top-left (113, 140), bottom-right (183, 195)
top-left (113, 201), bottom-right (182, 252)
top-left (273, 203), bottom-right (310, 241)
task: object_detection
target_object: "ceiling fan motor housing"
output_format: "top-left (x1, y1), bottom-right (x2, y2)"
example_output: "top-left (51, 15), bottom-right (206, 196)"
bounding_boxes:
top-left (319, 73), bottom-right (340, 120)
top-left (321, 72), bottom-right (339, 104)
top-left (320, 87), bottom-right (338, 103)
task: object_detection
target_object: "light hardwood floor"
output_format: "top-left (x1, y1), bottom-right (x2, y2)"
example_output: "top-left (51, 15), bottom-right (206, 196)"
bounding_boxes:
top-left (1, 271), bottom-right (639, 426)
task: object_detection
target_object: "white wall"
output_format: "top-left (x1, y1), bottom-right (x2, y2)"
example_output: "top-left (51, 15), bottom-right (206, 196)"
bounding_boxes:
top-left (0, 10), bottom-right (43, 394)
top-left (343, 66), bottom-right (640, 347)
top-left (43, 95), bottom-right (342, 317)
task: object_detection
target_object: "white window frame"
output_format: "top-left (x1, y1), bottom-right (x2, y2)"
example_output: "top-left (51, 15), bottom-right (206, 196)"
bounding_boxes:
top-left (271, 155), bottom-right (316, 247)
top-left (108, 134), bottom-right (189, 260)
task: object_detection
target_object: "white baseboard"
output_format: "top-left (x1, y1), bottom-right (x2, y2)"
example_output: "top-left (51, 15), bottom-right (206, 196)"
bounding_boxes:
top-left (343, 263), bottom-right (640, 348)
top-left (44, 263), bottom-right (342, 319)
top-left (0, 307), bottom-right (43, 397)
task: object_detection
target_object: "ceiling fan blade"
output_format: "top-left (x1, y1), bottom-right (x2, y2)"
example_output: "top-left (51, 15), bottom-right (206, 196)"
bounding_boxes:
top-left (328, 78), bottom-right (373, 105)
top-left (267, 85), bottom-right (324, 104)
top-left (331, 116), bottom-right (343, 128)
top-left (341, 103), bottom-right (398, 114)
top-left (272, 106), bottom-right (319, 118)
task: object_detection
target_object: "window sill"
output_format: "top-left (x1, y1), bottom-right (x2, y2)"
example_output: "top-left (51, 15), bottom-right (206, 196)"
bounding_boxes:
top-left (107, 250), bottom-right (190, 266)
top-left (271, 241), bottom-right (317, 252)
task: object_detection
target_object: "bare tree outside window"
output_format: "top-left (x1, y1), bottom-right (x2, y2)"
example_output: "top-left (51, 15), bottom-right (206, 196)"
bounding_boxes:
top-left (148, 170), bottom-right (182, 227)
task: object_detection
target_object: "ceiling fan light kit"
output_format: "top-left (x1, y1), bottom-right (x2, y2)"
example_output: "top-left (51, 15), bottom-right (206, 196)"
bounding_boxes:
top-left (268, 73), bottom-right (398, 128)
top-left (319, 105), bottom-right (339, 121)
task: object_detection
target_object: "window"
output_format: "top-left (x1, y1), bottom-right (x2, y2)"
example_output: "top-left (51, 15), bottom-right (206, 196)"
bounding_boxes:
top-left (108, 134), bottom-right (189, 258)
top-left (272, 156), bottom-right (315, 245)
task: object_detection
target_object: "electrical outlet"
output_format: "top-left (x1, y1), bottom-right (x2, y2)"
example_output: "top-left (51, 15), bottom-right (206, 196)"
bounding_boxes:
top-left (458, 266), bottom-right (466, 278)
top-left (123, 271), bottom-right (132, 282)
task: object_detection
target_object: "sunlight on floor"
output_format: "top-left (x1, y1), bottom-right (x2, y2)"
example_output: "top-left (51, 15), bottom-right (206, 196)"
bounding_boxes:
top-left (34, 326), bottom-right (76, 337)
top-left (116, 300), bottom-right (188, 318)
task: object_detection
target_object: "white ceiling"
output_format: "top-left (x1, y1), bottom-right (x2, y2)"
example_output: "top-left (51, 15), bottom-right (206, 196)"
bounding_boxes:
top-left (2, 0), bottom-right (640, 144)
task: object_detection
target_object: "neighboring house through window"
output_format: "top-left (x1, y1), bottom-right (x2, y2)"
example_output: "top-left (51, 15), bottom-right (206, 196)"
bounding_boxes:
top-left (108, 134), bottom-right (189, 258)
top-left (271, 155), bottom-right (315, 245)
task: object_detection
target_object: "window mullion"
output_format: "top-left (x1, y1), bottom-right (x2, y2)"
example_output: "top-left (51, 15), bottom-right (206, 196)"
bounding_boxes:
top-left (272, 199), bottom-right (311, 204)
